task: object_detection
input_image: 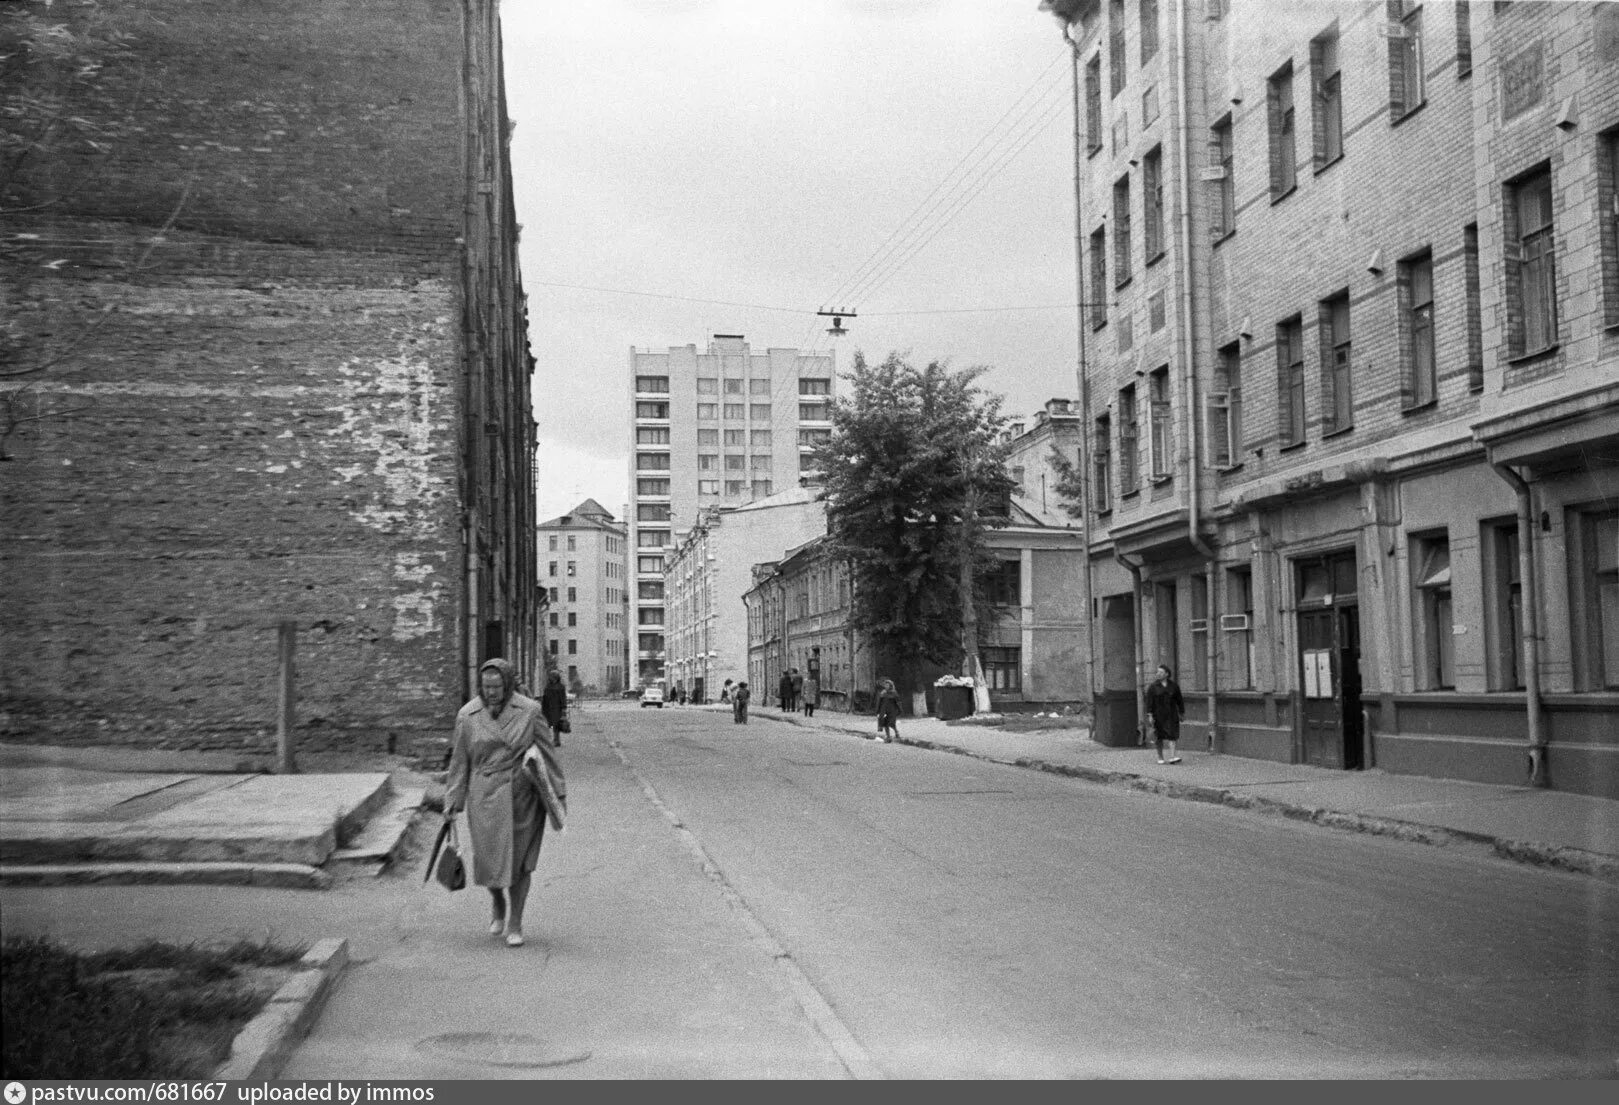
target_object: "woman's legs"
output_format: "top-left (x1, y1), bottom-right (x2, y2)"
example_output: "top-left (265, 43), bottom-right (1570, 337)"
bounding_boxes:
top-left (505, 870), bottom-right (533, 943)
top-left (488, 888), bottom-right (506, 934)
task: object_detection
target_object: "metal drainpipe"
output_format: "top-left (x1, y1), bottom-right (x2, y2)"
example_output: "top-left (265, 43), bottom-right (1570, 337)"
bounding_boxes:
top-left (1173, 0), bottom-right (1219, 749)
top-left (1115, 549), bottom-right (1149, 745)
top-left (1492, 462), bottom-right (1548, 787)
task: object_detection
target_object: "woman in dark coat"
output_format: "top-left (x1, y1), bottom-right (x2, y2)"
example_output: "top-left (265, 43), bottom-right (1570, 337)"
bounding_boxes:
top-left (1144, 663), bottom-right (1185, 764)
top-left (732, 681), bottom-right (750, 724)
top-left (539, 670), bottom-right (568, 747)
top-left (875, 678), bottom-right (900, 742)
top-left (778, 670), bottom-right (794, 712)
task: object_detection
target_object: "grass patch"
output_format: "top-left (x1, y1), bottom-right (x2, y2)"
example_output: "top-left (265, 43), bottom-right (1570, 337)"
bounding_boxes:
top-left (2, 934), bottom-right (307, 1079)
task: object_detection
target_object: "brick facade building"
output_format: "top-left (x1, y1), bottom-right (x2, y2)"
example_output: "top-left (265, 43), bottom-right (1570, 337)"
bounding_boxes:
top-left (1044, 0), bottom-right (1618, 797)
top-left (0, 0), bottom-right (538, 755)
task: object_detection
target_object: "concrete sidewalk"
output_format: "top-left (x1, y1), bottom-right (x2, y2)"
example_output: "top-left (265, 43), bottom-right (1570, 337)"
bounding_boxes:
top-left (709, 702), bottom-right (1619, 881)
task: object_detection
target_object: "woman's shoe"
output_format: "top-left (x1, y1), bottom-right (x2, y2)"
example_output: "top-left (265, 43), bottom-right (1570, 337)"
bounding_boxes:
top-left (489, 918), bottom-right (504, 936)
top-left (505, 930), bottom-right (524, 947)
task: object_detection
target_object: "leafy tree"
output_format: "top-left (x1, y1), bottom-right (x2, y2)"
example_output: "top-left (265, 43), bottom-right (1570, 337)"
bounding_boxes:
top-left (812, 352), bottom-right (1015, 704)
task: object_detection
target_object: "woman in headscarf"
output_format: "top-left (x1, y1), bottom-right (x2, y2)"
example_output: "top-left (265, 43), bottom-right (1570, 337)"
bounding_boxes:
top-left (443, 658), bottom-right (557, 947)
top-left (875, 678), bottom-right (900, 743)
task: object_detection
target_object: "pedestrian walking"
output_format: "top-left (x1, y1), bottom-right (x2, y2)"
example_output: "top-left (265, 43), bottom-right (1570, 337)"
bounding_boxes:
top-left (733, 681), bottom-right (750, 724)
top-left (1145, 663), bottom-right (1185, 764)
top-left (802, 673), bottom-right (819, 717)
top-left (778, 670), bottom-right (794, 712)
top-left (539, 669), bottom-right (568, 748)
top-left (789, 668), bottom-right (804, 712)
top-left (875, 678), bottom-right (900, 742)
top-left (720, 679), bottom-right (732, 704)
top-left (443, 658), bottom-right (561, 948)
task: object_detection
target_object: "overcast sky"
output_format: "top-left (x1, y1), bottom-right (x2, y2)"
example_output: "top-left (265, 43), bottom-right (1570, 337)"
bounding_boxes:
top-left (503, 1), bottom-right (1079, 522)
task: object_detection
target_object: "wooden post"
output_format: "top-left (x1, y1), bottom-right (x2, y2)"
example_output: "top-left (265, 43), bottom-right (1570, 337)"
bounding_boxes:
top-left (277, 620), bottom-right (298, 774)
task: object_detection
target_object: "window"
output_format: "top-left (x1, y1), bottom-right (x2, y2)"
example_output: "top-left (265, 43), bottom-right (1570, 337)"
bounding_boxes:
top-left (637, 531), bottom-right (668, 548)
top-left (798, 428), bottom-right (830, 445)
top-left (1148, 290), bottom-right (1165, 332)
top-left (567, 586), bottom-right (577, 603)
top-left (1277, 316), bottom-right (1306, 446)
top-left (697, 377), bottom-right (718, 394)
top-left (1320, 292), bottom-right (1352, 433)
top-left (747, 429), bottom-right (770, 446)
top-left (567, 536), bottom-right (576, 551)
top-left (1139, 0), bottom-right (1158, 62)
top-left (1189, 574), bottom-right (1209, 691)
top-left (636, 427), bottom-right (669, 444)
top-left (637, 556), bottom-right (662, 574)
top-left (697, 454), bottom-right (717, 471)
top-left (1142, 84), bottom-right (1159, 128)
top-left (1413, 533), bottom-right (1454, 689)
top-left (1456, 0), bottom-right (1472, 77)
top-left (724, 429), bottom-right (745, 446)
top-left (635, 375), bottom-right (669, 393)
top-left (1085, 53), bottom-right (1104, 155)
top-left (981, 559), bottom-right (1021, 607)
top-left (698, 479), bottom-right (719, 495)
top-left (567, 612), bottom-right (577, 627)
top-left (567, 665), bottom-right (578, 683)
top-left (1119, 384), bottom-right (1139, 492)
top-left (637, 503), bottom-right (669, 522)
top-left (1143, 147), bottom-right (1165, 261)
top-left (637, 478), bottom-right (669, 496)
top-left (1089, 227), bottom-right (1108, 328)
top-left (725, 480), bottom-right (746, 496)
top-left (1210, 117), bottom-right (1234, 238)
top-left (1573, 510), bottom-right (1619, 690)
top-left (725, 454), bottom-right (745, 471)
top-left (1117, 313), bottom-right (1133, 353)
top-left (548, 640), bottom-right (557, 656)
top-left (724, 378), bottom-right (744, 394)
top-left (750, 403), bottom-right (771, 421)
top-left (637, 608), bottom-right (664, 626)
top-left (1268, 63), bottom-right (1296, 200)
top-left (1311, 27), bottom-right (1343, 169)
top-left (1484, 520), bottom-right (1523, 690)
top-left (639, 580), bottom-right (664, 599)
top-left (980, 647), bottom-right (1022, 692)
top-left (548, 587), bottom-right (559, 603)
top-left (1400, 253), bottom-right (1435, 408)
top-left (635, 452), bottom-right (670, 473)
top-left (1225, 568), bottom-right (1254, 688)
top-left (635, 401), bottom-right (669, 419)
top-left (1600, 130), bottom-right (1619, 328)
top-left (750, 455), bottom-right (772, 472)
top-left (1109, 0), bottom-right (1127, 97)
top-left (750, 378), bottom-right (771, 395)
top-left (751, 479), bottom-right (773, 498)
top-left (1388, 1), bottom-right (1425, 121)
top-left (1210, 342), bottom-right (1242, 467)
top-left (1113, 176), bottom-right (1132, 286)
top-left (697, 403), bottom-right (718, 420)
top-left (547, 612), bottom-right (558, 628)
top-left (1148, 367), bottom-right (1171, 480)
top-left (1093, 416), bottom-right (1112, 513)
top-left (1464, 224), bottom-right (1483, 390)
top-left (724, 403), bottom-right (745, 420)
top-left (566, 561), bottom-right (577, 576)
top-left (547, 561), bottom-right (557, 577)
top-left (799, 402), bottom-right (828, 420)
top-left (798, 378), bottom-right (830, 395)
top-left (548, 536), bottom-right (558, 551)
top-left (697, 428), bottom-right (719, 445)
top-left (1506, 166), bottom-right (1557, 357)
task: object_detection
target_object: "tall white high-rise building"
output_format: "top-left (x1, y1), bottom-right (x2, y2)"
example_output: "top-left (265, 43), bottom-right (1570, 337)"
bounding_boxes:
top-left (628, 334), bottom-right (835, 686)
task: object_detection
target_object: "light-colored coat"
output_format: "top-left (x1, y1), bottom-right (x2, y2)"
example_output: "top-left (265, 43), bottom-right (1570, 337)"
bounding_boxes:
top-left (445, 691), bottom-right (552, 888)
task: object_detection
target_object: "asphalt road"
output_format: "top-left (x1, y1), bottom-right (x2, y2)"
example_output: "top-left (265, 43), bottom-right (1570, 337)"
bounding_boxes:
top-left (5, 701), bottom-right (1615, 1078)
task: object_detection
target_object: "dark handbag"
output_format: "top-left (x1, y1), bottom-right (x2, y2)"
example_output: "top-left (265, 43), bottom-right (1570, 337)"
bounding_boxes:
top-left (424, 819), bottom-right (466, 891)
top-left (557, 715), bottom-right (571, 734)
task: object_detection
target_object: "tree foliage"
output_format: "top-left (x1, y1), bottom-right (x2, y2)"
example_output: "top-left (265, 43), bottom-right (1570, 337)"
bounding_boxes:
top-left (812, 352), bottom-right (1016, 675)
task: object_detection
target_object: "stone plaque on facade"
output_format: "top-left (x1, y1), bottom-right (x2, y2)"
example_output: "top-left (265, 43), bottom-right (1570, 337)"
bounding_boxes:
top-left (1501, 43), bottom-right (1544, 120)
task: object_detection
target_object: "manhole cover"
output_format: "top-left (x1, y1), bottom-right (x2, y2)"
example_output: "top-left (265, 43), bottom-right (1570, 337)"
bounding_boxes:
top-left (416, 1032), bottom-right (591, 1069)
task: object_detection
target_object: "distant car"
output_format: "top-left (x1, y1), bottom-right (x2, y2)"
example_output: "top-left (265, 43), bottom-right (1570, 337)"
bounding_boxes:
top-left (639, 686), bottom-right (664, 708)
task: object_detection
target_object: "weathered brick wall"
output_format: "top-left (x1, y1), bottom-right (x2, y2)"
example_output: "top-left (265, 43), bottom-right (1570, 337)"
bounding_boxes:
top-left (0, 0), bottom-right (490, 755)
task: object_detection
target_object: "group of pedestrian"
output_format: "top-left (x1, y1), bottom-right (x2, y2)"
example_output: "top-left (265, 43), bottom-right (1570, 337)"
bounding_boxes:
top-left (774, 667), bottom-right (820, 717)
top-left (731, 680), bottom-right (750, 723)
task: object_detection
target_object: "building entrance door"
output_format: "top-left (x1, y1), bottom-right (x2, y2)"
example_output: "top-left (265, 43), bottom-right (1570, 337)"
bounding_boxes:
top-left (1296, 551), bottom-right (1364, 769)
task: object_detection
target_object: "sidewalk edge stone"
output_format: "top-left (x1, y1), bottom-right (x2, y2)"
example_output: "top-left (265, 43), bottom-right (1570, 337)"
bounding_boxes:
top-left (214, 937), bottom-right (348, 1081)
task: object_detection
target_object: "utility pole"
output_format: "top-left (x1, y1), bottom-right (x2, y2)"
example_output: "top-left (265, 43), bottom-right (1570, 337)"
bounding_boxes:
top-left (958, 443), bottom-right (992, 714)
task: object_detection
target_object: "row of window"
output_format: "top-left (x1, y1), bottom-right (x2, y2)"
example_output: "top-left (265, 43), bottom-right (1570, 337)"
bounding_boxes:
top-left (637, 401), bottom-right (833, 422)
top-left (700, 479), bottom-right (773, 498)
top-left (634, 375), bottom-right (832, 395)
top-left (1089, 367), bottom-right (1175, 511)
top-left (546, 535), bottom-right (579, 551)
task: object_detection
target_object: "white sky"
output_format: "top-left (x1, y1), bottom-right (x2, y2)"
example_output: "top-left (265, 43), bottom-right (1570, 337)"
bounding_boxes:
top-left (503, 1), bottom-right (1080, 522)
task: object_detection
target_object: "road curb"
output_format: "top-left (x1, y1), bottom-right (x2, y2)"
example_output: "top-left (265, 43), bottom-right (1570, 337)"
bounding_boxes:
top-left (0, 861), bottom-right (332, 889)
top-left (214, 937), bottom-right (348, 1080)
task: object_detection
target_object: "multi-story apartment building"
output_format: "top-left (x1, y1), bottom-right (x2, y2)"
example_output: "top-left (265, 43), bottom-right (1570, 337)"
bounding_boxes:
top-left (662, 488), bottom-right (827, 703)
top-left (539, 500), bottom-right (630, 696)
top-left (744, 537), bottom-right (875, 712)
top-left (628, 335), bottom-right (835, 687)
top-left (1042, 0), bottom-right (1618, 798)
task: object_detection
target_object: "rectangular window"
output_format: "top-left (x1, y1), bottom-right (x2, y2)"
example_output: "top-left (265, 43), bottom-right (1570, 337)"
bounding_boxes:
top-left (698, 479), bottom-right (719, 495)
top-left (697, 428), bottom-right (719, 445)
top-left (724, 403), bottom-right (745, 420)
top-left (1139, 0), bottom-right (1159, 63)
top-left (1456, 0), bottom-right (1472, 77)
top-left (725, 454), bottom-right (745, 471)
top-left (750, 378), bottom-right (771, 395)
top-left (799, 402), bottom-right (828, 420)
top-left (636, 503), bottom-right (669, 522)
top-left (1413, 532), bottom-right (1454, 689)
top-left (548, 612), bottom-right (558, 628)
top-left (1117, 313), bottom-right (1133, 352)
top-left (1113, 176), bottom-right (1132, 286)
top-left (750, 455), bottom-right (772, 472)
top-left (1506, 166), bottom-right (1557, 357)
top-left (1484, 520), bottom-right (1523, 690)
top-left (548, 640), bottom-right (558, 656)
top-left (637, 608), bottom-right (664, 626)
top-left (1401, 252), bottom-right (1436, 408)
top-left (698, 453), bottom-right (717, 471)
top-left (1210, 342), bottom-right (1242, 467)
top-left (1599, 130), bottom-right (1619, 328)
top-left (980, 646), bottom-right (1022, 692)
top-left (1277, 316), bottom-right (1306, 446)
top-left (1225, 568), bottom-right (1254, 688)
top-left (566, 560), bottom-right (577, 577)
top-left (637, 633), bottom-right (662, 652)
top-left (548, 536), bottom-right (558, 551)
top-left (567, 586), bottom-right (577, 603)
top-left (637, 556), bottom-right (662, 574)
top-left (1388, 1), bottom-right (1425, 121)
top-left (798, 378), bottom-right (830, 395)
top-left (798, 428), bottom-right (831, 445)
top-left (547, 561), bottom-right (557, 577)
top-left (723, 378), bottom-right (744, 394)
top-left (1189, 574), bottom-right (1209, 691)
top-left (1268, 64), bottom-right (1297, 200)
top-left (1573, 510), bottom-right (1619, 690)
top-left (567, 612), bottom-right (577, 628)
top-left (750, 430), bottom-right (772, 446)
top-left (1464, 224), bottom-right (1484, 390)
top-left (1109, 0), bottom-right (1127, 97)
top-left (636, 427), bottom-right (670, 444)
top-left (636, 531), bottom-right (668, 548)
top-left (1143, 147), bottom-right (1165, 261)
top-left (639, 580), bottom-right (664, 599)
top-left (636, 452), bottom-right (670, 471)
top-left (1119, 384), bottom-right (1139, 491)
top-left (697, 403), bottom-right (718, 420)
top-left (750, 403), bottom-right (771, 421)
top-left (1320, 291), bottom-right (1352, 433)
top-left (548, 587), bottom-right (559, 603)
top-left (635, 375), bottom-right (669, 393)
top-left (635, 401), bottom-right (669, 419)
top-left (1142, 84), bottom-right (1159, 128)
top-left (1093, 415), bottom-right (1112, 513)
top-left (1089, 227), bottom-right (1108, 328)
top-left (567, 535), bottom-right (576, 551)
top-left (724, 429), bottom-right (745, 445)
top-left (1085, 53), bottom-right (1104, 155)
top-left (1148, 366), bottom-right (1171, 480)
top-left (1311, 28), bottom-right (1343, 169)
top-left (1210, 117), bottom-right (1235, 238)
top-left (696, 377), bottom-right (718, 394)
top-left (751, 479), bottom-right (773, 497)
top-left (1148, 290), bottom-right (1165, 332)
top-left (725, 480), bottom-right (746, 496)
top-left (981, 559), bottom-right (1021, 607)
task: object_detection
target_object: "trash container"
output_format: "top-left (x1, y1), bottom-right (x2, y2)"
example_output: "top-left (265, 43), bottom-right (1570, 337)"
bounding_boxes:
top-left (934, 684), bottom-right (974, 721)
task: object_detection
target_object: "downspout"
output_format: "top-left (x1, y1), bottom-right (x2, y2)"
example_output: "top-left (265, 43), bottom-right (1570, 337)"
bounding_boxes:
top-left (1173, 0), bottom-right (1219, 749)
top-left (1115, 549), bottom-right (1149, 745)
top-left (1492, 462), bottom-right (1548, 787)
top-left (1063, 19), bottom-right (1101, 716)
